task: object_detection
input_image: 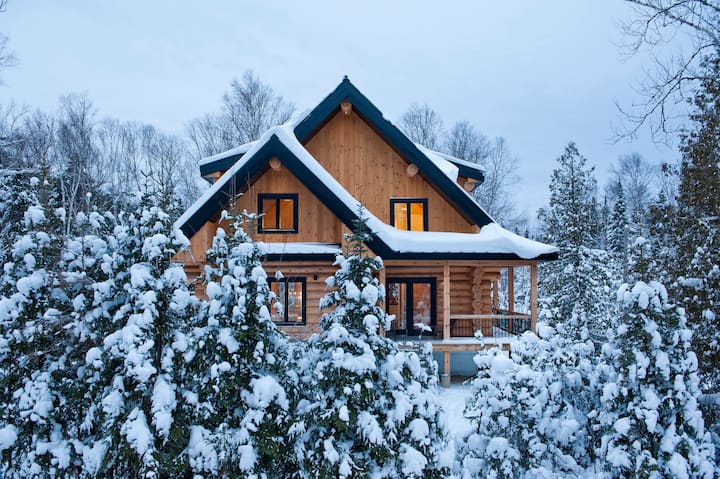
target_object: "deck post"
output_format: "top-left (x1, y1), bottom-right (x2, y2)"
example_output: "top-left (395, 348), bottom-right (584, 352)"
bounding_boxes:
top-left (441, 262), bottom-right (451, 387)
top-left (530, 262), bottom-right (538, 333)
top-left (508, 266), bottom-right (514, 332)
top-left (492, 280), bottom-right (499, 313)
top-left (443, 262), bottom-right (450, 340)
top-left (441, 351), bottom-right (451, 387)
top-left (379, 266), bottom-right (386, 337)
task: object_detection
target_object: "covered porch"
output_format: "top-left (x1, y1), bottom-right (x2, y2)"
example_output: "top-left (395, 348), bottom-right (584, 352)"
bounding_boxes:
top-left (381, 260), bottom-right (539, 386)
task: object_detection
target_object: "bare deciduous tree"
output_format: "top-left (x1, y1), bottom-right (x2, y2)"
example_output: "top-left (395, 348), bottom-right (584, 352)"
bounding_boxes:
top-left (20, 110), bottom-right (54, 168)
top-left (442, 119), bottom-right (525, 229)
top-left (618, 0), bottom-right (720, 141)
top-left (186, 112), bottom-right (235, 159)
top-left (473, 137), bottom-right (524, 229)
top-left (186, 71), bottom-right (295, 158)
top-left (444, 120), bottom-right (491, 162)
top-left (0, 102), bottom-right (28, 166)
top-left (607, 153), bottom-right (658, 224)
top-left (398, 103), bottom-right (444, 150)
top-left (0, 0), bottom-right (17, 85)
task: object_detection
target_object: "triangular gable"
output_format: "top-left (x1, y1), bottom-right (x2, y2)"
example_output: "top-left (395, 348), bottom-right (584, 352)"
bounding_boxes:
top-left (176, 127), bottom-right (558, 261)
top-left (294, 77), bottom-right (493, 227)
top-left (200, 78), bottom-right (491, 225)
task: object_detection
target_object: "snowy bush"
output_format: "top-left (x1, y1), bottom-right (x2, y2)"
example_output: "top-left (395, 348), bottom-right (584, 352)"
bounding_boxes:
top-left (459, 329), bottom-right (602, 479)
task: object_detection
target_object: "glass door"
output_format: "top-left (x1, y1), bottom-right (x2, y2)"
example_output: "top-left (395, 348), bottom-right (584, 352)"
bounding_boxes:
top-left (386, 278), bottom-right (436, 336)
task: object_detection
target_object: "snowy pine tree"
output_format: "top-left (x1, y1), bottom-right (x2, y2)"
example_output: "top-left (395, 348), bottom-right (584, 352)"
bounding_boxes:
top-left (460, 327), bottom-right (605, 478)
top-left (607, 179), bottom-right (629, 282)
top-left (538, 142), bottom-right (614, 343)
top-left (185, 211), bottom-right (297, 478)
top-left (600, 281), bottom-right (715, 478)
top-left (0, 173), bottom-right (82, 477)
top-left (674, 54), bottom-right (720, 394)
top-left (294, 213), bottom-right (451, 478)
top-left (74, 203), bottom-right (196, 477)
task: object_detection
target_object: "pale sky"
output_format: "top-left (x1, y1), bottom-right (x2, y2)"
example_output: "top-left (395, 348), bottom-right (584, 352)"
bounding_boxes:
top-left (1, 1), bottom-right (680, 219)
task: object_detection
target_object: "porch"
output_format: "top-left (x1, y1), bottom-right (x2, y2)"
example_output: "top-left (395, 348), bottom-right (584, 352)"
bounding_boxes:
top-left (381, 260), bottom-right (538, 386)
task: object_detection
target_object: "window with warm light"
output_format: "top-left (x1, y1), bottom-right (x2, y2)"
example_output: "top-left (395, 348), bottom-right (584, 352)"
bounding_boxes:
top-left (258, 194), bottom-right (298, 233)
top-left (269, 277), bottom-right (306, 325)
top-left (390, 198), bottom-right (428, 231)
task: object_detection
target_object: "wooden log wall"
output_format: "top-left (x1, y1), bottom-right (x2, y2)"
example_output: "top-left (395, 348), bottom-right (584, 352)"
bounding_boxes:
top-left (304, 109), bottom-right (478, 234)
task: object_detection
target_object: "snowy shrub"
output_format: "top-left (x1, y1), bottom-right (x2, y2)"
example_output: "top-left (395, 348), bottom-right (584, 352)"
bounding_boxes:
top-left (599, 281), bottom-right (716, 478)
top-left (459, 329), bottom-right (602, 479)
top-left (293, 213), bottom-right (451, 478)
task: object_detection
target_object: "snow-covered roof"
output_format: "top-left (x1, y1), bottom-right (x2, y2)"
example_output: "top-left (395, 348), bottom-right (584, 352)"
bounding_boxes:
top-left (199, 140), bottom-right (259, 167)
top-left (198, 115), bottom-right (484, 184)
top-left (258, 242), bottom-right (342, 256)
top-left (175, 122), bottom-right (558, 261)
top-left (413, 144), bottom-right (460, 182)
top-left (414, 144), bottom-right (485, 179)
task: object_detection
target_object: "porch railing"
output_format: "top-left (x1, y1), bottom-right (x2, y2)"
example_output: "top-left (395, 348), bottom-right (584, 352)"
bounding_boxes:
top-left (448, 311), bottom-right (532, 339)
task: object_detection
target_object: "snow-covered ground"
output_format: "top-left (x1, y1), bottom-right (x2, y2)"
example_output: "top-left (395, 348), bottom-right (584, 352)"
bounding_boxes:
top-left (438, 382), bottom-right (473, 441)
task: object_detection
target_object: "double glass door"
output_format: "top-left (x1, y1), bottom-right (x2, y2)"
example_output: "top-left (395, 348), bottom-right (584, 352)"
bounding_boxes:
top-left (386, 278), bottom-right (436, 336)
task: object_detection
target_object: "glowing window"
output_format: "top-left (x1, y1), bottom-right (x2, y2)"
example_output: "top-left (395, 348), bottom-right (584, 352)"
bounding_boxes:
top-left (258, 194), bottom-right (298, 233)
top-left (390, 198), bottom-right (428, 231)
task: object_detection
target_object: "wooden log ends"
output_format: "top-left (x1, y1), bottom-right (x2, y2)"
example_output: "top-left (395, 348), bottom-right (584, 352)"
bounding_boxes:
top-left (406, 163), bottom-right (419, 177)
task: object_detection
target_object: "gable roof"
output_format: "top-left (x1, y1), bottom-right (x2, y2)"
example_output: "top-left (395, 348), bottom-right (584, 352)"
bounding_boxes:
top-left (176, 123), bottom-right (558, 261)
top-left (200, 77), bottom-right (485, 183)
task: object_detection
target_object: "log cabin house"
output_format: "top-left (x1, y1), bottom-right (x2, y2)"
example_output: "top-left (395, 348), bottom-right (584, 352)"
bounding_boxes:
top-left (175, 77), bottom-right (558, 385)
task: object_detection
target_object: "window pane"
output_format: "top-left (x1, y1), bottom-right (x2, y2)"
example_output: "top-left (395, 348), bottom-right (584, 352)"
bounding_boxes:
top-left (413, 283), bottom-right (432, 331)
top-left (262, 198), bottom-right (278, 230)
top-left (393, 203), bottom-right (408, 230)
top-left (278, 198), bottom-right (295, 230)
top-left (410, 202), bottom-right (425, 231)
top-left (286, 280), bottom-right (303, 324)
top-left (388, 282), bottom-right (407, 332)
top-left (270, 281), bottom-right (285, 322)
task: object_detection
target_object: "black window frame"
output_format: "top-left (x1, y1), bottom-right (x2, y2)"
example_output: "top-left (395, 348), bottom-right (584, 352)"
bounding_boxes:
top-left (389, 198), bottom-right (429, 231)
top-left (268, 276), bottom-right (306, 325)
top-left (385, 277), bottom-right (437, 336)
top-left (258, 193), bottom-right (299, 233)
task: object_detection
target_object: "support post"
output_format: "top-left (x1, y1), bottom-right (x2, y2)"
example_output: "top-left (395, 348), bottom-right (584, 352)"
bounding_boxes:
top-left (443, 262), bottom-right (450, 340)
top-left (492, 280), bottom-right (499, 313)
top-left (508, 266), bottom-right (514, 332)
top-left (508, 266), bottom-right (515, 314)
top-left (441, 351), bottom-right (451, 388)
top-left (379, 266), bottom-right (386, 337)
top-left (530, 262), bottom-right (538, 333)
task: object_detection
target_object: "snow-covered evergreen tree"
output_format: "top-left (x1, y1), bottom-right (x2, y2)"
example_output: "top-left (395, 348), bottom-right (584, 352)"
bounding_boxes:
top-left (538, 142), bottom-right (614, 343)
top-left (185, 211), bottom-right (297, 478)
top-left (600, 281), bottom-right (715, 478)
top-left (674, 54), bottom-right (720, 394)
top-left (294, 213), bottom-right (451, 478)
top-left (0, 173), bottom-right (82, 477)
top-left (459, 328), bottom-right (605, 479)
top-left (74, 202), bottom-right (196, 477)
top-left (607, 179), bottom-right (629, 282)
top-left (646, 191), bottom-right (676, 286)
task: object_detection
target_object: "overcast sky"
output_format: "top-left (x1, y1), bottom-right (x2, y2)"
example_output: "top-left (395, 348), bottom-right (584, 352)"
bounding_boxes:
top-left (2, 1), bottom-right (681, 219)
